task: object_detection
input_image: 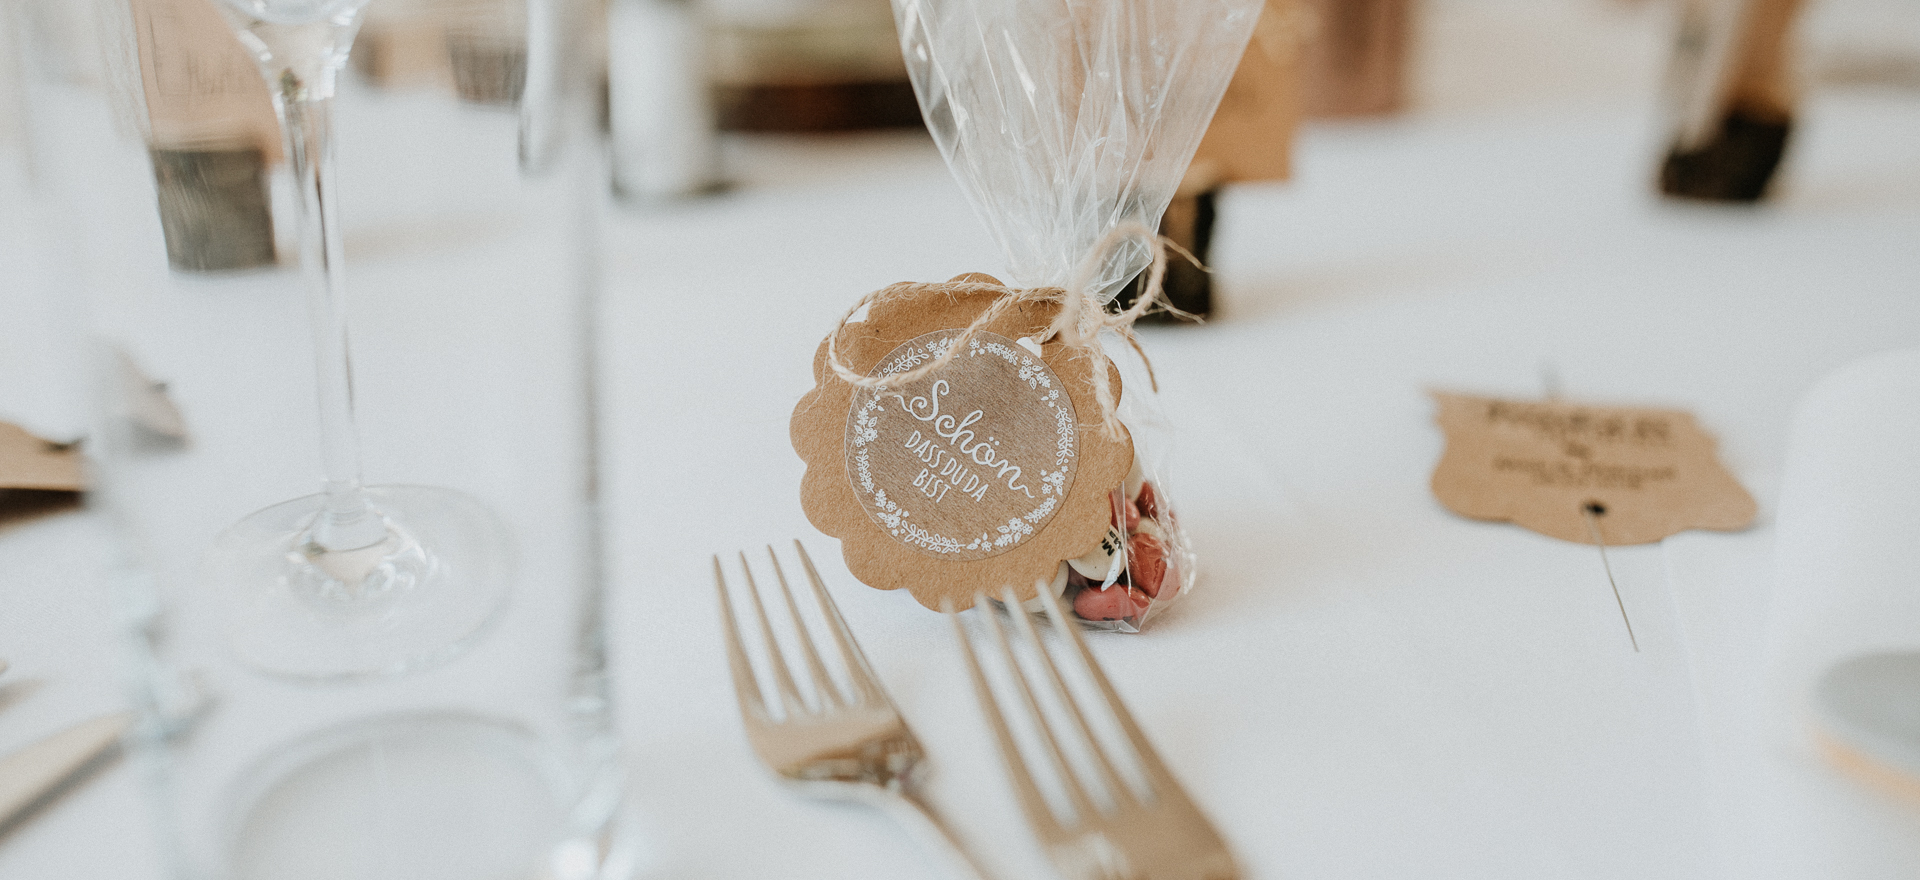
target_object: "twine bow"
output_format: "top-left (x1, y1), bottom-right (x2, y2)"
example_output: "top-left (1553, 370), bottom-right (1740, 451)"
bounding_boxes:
top-left (823, 222), bottom-right (1183, 440)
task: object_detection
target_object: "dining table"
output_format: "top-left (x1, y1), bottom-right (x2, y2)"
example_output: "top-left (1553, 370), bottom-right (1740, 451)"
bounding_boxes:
top-left (4, 6), bottom-right (1920, 877)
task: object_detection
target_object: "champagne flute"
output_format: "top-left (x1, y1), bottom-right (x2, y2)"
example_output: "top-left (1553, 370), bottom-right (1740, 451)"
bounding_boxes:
top-left (206, 0), bottom-right (512, 682)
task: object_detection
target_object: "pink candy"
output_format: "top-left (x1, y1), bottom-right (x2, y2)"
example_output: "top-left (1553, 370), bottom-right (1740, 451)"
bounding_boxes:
top-left (1157, 551), bottom-right (1182, 602)
top-left (1072, 582), bottom-right (1152, 621)
top-left (1128, 533), bottom-right (1168, 598)
top-left (1066, 479), bottom-right (1178, 626)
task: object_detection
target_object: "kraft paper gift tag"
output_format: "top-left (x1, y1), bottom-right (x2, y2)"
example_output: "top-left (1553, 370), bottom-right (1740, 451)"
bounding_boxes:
top-left (1430, 391), bottom-right (1756, 545)
top-left (793, 276), bottom-right (1134, 611)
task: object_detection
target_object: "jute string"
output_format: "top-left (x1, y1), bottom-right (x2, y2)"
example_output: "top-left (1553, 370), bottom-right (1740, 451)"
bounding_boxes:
top-left (824, 222), bottom-right (1185, 440)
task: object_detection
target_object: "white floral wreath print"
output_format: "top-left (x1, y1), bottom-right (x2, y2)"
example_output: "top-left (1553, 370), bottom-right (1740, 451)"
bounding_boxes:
top-left (848, 332), bottom-right (1077, 555)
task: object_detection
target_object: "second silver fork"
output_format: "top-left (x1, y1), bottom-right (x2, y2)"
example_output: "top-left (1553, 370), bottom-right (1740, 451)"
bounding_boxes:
top-left (949, 585), bottom-right (1240, 880)
top-left (714, 541), bottom-right (993, 880)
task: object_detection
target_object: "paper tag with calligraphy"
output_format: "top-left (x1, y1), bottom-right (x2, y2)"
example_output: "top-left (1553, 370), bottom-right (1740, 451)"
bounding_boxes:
top-left (795, 277), bottom-right (1132, 610)
top-left (847, 329), bottom-right (1079, 560)
top-left (1429, 391), bottom-right (1756, 545)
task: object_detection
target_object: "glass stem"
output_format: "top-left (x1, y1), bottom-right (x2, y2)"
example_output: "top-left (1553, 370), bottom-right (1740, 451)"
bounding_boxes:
top-left (276, 81), bottom-right (386, 553)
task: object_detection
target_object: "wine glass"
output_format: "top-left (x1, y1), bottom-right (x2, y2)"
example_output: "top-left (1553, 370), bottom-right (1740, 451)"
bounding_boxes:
top-left (24, 0), bottom-right (630, 873)
top-left (207, 0), bottom-right (512, 681)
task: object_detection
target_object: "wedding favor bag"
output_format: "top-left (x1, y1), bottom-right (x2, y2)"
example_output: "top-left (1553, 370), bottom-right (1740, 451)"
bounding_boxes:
top-left (794, 0), bottom-right (1262, 630)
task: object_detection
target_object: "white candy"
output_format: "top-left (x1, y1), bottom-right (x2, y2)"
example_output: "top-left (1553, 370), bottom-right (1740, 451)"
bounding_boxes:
top-left (1019, 562), bottom-right (1073, 613)
top-left (1067, 525), bottom-right (1128, 586)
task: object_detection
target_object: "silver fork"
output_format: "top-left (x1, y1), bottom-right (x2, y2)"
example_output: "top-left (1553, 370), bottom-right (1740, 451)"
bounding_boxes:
top-left (714, 542), bottom-right (993, 880)
top-left (948, 585), bottom-right (1239, 880)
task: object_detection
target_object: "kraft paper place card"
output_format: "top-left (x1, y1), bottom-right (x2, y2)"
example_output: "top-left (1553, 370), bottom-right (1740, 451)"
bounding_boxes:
top-left (1431, 391), bottom-right (1756, 545)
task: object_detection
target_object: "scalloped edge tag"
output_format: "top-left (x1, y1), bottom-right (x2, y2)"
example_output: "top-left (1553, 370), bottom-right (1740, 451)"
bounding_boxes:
top-left (1430, 391), bottom-right (1756, 545)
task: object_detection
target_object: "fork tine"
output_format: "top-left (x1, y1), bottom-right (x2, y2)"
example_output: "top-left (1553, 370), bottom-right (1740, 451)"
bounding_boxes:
top-left (981, 593), bottom-right (1102, 825)
top-left (794, 540), bottom-right (887, 705)
top-left (738, 551), bottom-right (807, 716)
top-left (766, 545), bottom-right (845, 708)
top-left (948, 598), bottom-right (1061, 837)
top-left (1034, 574), bottom-right (1179, 795)
top-left (1000, 584), bottom-right (1136, 810)
top-left (714, 555), bottom-right (768, 718)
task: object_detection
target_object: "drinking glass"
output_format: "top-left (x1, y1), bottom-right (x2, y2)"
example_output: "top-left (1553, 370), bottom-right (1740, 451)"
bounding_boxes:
top-left (17, 0), bottom-right (628, 876)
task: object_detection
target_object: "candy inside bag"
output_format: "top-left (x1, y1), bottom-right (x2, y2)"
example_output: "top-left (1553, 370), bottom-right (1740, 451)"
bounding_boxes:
top-left (1017, 337), bottom-right (1195, 632)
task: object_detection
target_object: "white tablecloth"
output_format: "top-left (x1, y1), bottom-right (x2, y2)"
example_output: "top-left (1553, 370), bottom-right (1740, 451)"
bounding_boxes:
top-left (589, 83), bottom-right (1920, 879)
top-left (5, 34), bottom-right (1920, 880)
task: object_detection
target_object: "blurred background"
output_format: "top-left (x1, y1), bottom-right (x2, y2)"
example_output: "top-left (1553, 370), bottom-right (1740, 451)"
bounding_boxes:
top-left (3, 1), bottom-right (1920, 879)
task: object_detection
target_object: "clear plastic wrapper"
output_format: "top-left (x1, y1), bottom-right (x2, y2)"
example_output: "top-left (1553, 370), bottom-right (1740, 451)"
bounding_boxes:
top-left (891, 0), bottom-right (1261, 630)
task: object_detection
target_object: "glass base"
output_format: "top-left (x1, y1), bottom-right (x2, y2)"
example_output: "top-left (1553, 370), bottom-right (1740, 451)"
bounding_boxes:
top-left (225, 712), bottom-right (580, 880)
top-left (205, 485), bottom-right (512, 682)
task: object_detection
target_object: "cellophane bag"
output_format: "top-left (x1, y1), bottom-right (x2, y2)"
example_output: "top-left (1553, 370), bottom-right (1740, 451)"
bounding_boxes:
top-left (893, 0), bottom-right (1261, 630)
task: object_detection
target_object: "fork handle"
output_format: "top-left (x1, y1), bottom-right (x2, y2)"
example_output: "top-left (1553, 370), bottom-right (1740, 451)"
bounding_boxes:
top-left (880, 785), bottom-right (1000, 880)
